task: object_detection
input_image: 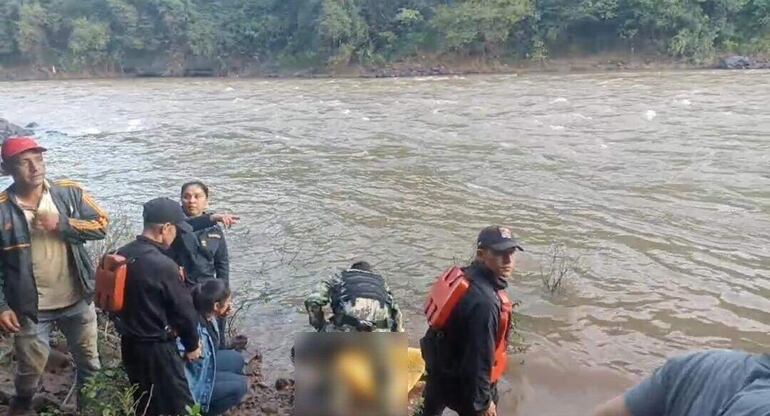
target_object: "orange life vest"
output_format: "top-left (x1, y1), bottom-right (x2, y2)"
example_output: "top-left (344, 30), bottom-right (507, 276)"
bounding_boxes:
top-left (94, 253), bottom-right (129, 313)
top-left (424, 265), bottom-right (513, 383)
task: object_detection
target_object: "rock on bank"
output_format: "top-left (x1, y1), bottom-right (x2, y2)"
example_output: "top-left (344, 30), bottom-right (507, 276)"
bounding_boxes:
top-left (0, 118), bottom-right (33, 141)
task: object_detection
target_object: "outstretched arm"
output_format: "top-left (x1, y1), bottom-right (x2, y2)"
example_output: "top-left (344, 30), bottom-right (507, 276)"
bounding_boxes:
top-left (593, 396), bottom-right (633, 416)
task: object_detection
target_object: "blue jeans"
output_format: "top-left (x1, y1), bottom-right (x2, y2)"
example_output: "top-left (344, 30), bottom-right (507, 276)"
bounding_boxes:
top-left (216, 349), bottom-right (244, 374)
top-left (14, 299), bottom-right (100, 398)
top-left (207, 350), bottom-right (247, 415)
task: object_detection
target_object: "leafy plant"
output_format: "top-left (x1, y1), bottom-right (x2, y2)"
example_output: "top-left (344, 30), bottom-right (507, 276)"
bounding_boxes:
top-left (67, 17), bottom-right (110, 69)
top-left (81, 367), bottom-right (141, 416)
top-left (185, 404), bottom-right (203, 416)
top-left (432, 0), bottom-right (533, 56)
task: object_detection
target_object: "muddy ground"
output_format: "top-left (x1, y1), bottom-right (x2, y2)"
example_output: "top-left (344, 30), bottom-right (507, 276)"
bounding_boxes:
top-left (0, 330), bottom-right (296, 415)
top-left (0, 332), bottom-right (425, 416)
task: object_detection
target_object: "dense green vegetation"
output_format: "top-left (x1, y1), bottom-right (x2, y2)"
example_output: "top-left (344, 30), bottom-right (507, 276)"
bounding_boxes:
top-left (0, 0), bottom-right (768, 74)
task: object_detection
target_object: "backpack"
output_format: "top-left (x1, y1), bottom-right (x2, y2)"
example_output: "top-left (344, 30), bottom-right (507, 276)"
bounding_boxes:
top-left (423, 265), bottom-right (513, 383)
top-left (330, 270), bottom-right (395, 331)
top-left (424, 266), bottom-right (470, 329)
top-left (95, 253), bottom-right (130, 312)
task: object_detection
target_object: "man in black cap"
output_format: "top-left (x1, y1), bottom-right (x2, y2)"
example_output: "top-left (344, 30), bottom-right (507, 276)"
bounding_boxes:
top-left (420, 225), bottom-right (522, 416)
top-left (115, 197), bottom-right (203, 416)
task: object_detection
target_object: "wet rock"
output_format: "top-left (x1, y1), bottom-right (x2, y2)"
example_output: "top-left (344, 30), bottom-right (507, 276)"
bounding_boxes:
top-left (0, 118), bottom-right (33, 141)
top-left (25, 122), bottom-right (39, 129)
top-left (752, 58), bottom-right (770, 69)
top-left (228, 334), bottom-right (249, 351)
top-left (370, 64), bottom-right (456, 78)
top-left (719, 55), bottom-right (770, 69)
top-left (275, 378), bottom-right (291, 391)
top-left (260, 404), bottom-right (278, 414)
top-left (720, 55), bottom-right (753, 69)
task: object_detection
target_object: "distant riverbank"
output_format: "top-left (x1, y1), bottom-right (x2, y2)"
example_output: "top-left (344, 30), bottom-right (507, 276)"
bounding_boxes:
top-left (2, 53), bottom-right (768, 82)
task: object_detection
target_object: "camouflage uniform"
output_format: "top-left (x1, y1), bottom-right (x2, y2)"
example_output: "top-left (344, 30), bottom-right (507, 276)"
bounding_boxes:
top-left (304, 268), bottom-right (404, 333)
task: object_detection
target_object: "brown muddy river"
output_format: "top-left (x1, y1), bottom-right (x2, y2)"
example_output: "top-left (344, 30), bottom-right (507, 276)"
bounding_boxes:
top-left (1, 71), bottom-right (769, 414)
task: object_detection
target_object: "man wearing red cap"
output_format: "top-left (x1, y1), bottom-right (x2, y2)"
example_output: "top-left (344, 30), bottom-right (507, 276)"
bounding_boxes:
top-left (0, 136), bottom-right (109, 415)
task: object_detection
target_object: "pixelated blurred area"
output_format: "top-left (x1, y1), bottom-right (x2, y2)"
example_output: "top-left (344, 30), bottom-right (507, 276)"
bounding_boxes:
top-left (294, 332), bottom-right (416, 416)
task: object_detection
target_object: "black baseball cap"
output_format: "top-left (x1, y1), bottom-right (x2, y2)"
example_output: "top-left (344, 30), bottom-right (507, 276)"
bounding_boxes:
top-left (143, 197), bottom-right (192, 233)
top-left (477, 225), bottom-right (523, 252)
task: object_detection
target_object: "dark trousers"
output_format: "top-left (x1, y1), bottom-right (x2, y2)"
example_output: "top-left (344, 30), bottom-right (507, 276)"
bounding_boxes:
top-left (217, 317), bottom-right (227, 349)
top-left (215, 349), bottom-right (244, 374)
top-left (121, 338), bottom-right (194, 416)
top-left (422, 376), bottom-right (499, 416)
top-left (207, 349), bottom-right (248, 416)
top-left (208, 371), bottom-right (247, 416)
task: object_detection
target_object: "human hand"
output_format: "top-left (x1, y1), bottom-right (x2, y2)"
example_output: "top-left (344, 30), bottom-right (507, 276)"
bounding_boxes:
top-left (478, 402), bottom-right (497, 416)
top-left (185, 344), bottom-right (202, 362)
top-left (33, 212), bottom-right (59, 232)
top-left (210, 213), bottom-right (240, 229)
top-left (229, 335), bottom-right (248, 351)
top-left (0, 310), bottom-right (21, 333)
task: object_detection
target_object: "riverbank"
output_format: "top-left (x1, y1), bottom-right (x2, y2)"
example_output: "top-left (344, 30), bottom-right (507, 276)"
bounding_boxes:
top-left (0, 328), bottom-right (428, 416)
top-left (1, 53), bottom-right (768, 82)
top-left (0, 329), bottom-right (295, 415)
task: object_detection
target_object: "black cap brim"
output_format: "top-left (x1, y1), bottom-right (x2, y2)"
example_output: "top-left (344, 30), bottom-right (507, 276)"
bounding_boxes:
top-left (175, 221), bottom-right (193, 233)
top-left (489, 240), bottom-right (523, 252)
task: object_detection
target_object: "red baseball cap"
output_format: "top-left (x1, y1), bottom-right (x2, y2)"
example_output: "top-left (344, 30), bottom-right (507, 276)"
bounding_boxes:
top-left (1, 136), bottom-right (47, 161)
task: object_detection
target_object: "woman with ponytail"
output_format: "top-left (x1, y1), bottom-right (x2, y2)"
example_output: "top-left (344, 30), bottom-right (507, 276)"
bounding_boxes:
top-left (178, 279), bottom-right (247, 415)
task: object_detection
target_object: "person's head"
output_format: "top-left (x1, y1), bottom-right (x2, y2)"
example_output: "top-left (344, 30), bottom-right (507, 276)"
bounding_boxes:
top-left (192, 279), bottom-right (232, 318)
top-left (350, 261), bottom-right (372, 272)
top-left (0, 137), bottom-right (47, 189)
top-left (475, 225), bottom-right (523, 279)
top-left (180, 181), bottom-right (210, 217)
top-left (141, 197), bottom-right (193, 248)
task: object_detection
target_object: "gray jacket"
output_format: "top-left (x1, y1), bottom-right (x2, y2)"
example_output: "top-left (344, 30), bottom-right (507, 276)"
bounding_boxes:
top-left (0, 179), bottom-right (108, 321)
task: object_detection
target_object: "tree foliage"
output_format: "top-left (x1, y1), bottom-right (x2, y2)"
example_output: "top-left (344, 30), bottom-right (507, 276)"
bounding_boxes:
top-left (432, 0), bottom-right (533, 55)
top-left (0, 0), bottom-right (766, 71)
top-left (68, 17), bottom-right (110, 68)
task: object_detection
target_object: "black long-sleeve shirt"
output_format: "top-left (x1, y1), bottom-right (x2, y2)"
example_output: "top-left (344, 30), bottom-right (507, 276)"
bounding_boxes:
top-left (171, 213), bottom-right (229, 285)
top-left (117, 236), bottom-right (199, 352)
top-left (426, 262), bottom-right (508, 412)
top-left (211, 227), bottom-right (229, 284)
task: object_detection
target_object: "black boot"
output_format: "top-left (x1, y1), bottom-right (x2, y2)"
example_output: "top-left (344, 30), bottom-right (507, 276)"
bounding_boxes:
top-left (7, 396), bottom-right (37, 416)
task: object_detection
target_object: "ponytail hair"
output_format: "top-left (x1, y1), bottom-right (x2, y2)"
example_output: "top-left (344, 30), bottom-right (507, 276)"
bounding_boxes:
top-left (191, 279), bottom-right (231, 315)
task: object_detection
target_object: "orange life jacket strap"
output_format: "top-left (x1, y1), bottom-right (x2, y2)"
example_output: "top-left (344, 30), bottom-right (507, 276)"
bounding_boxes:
top-left (490, 290), bottom-right (513, 383)
top-left (424, 266), bottom-right (514, 383)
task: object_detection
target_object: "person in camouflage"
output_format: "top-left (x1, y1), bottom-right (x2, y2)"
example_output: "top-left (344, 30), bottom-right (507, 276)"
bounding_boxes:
top-left (304, 261), bottom-right (404, 333)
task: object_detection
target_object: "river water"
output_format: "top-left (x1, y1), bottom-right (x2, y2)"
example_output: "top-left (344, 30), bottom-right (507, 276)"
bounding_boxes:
top-left (1, 71), bottom-right (769, 414)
